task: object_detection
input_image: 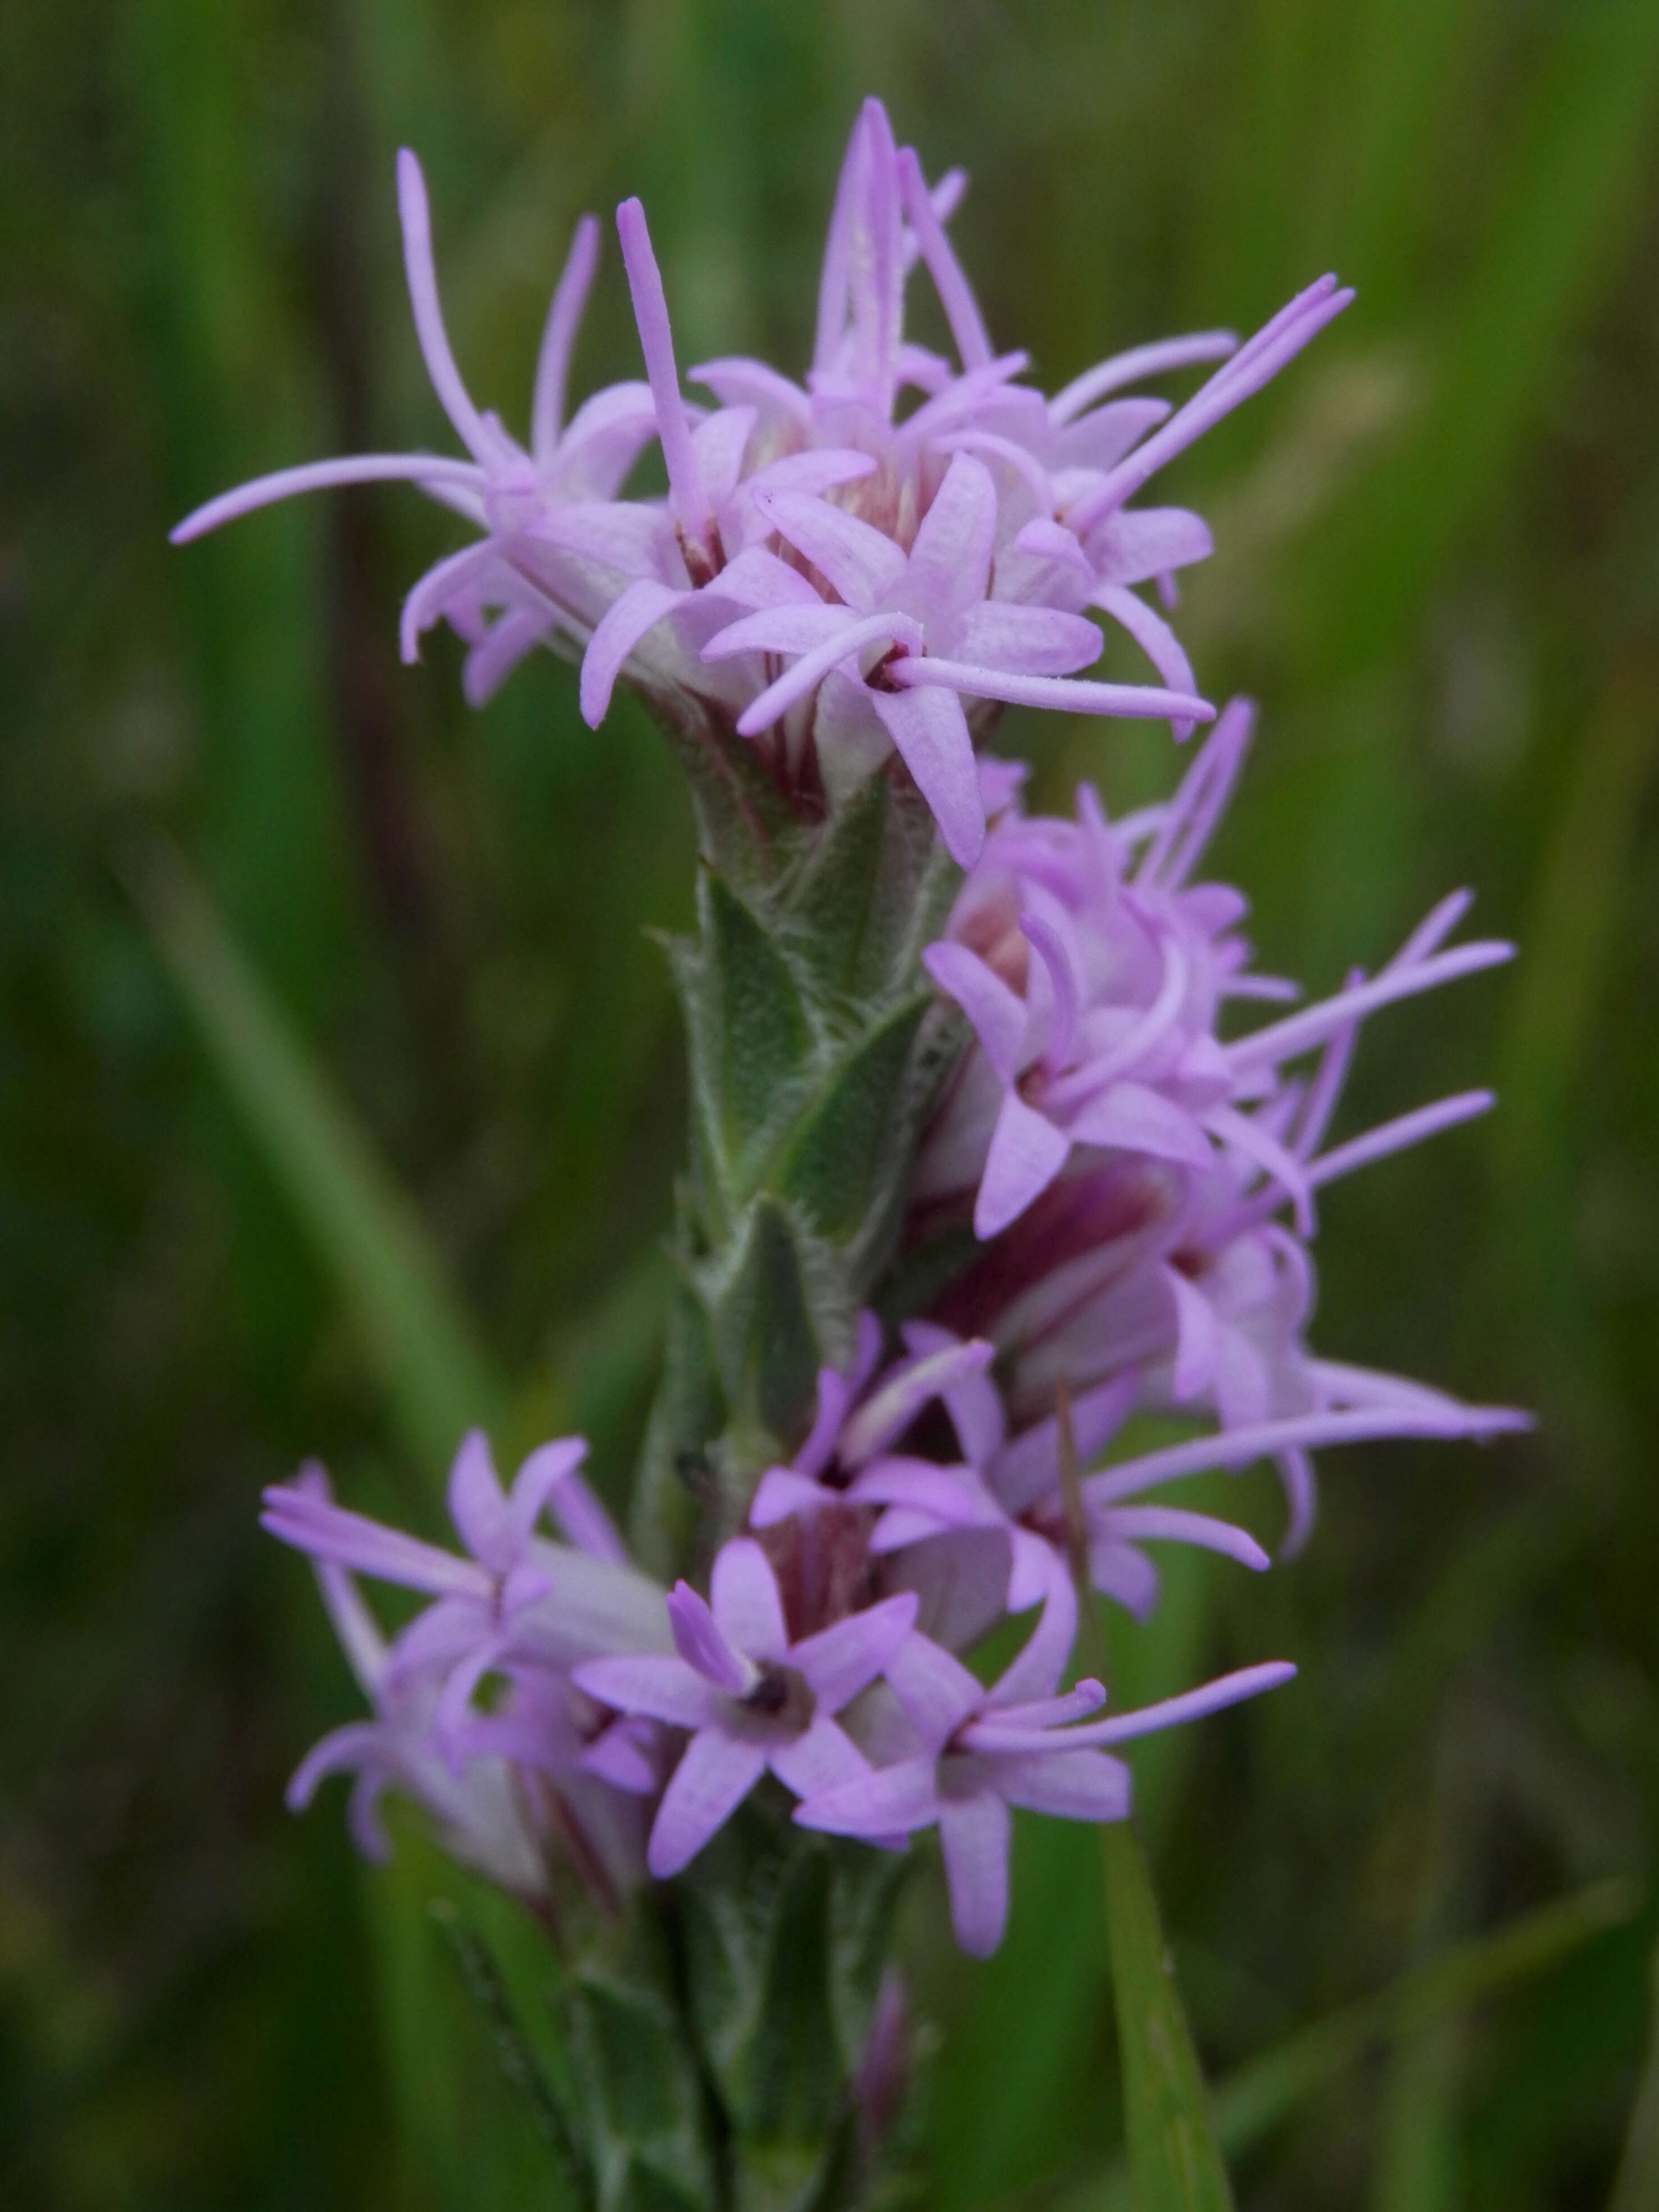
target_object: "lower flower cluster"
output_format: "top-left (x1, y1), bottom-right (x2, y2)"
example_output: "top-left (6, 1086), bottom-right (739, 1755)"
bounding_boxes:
top-left (267, 714), bottom-right (1523, 1957)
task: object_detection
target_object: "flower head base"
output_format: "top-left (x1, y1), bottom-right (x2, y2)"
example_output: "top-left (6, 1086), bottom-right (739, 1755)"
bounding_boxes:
top-left (173, 99), bottom-right (1349, 867)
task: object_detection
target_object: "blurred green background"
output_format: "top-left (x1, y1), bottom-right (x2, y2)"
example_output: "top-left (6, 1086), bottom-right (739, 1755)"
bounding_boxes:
top-left (6, 0), bottom-right (1659, 2204)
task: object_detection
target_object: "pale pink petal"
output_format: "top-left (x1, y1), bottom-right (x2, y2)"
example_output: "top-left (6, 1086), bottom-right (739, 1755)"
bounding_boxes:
top-left (951, 602), bottom-right (1104, 677)
top-left (170, 454), bottom-right (484, 545)
top-left (1163, 1263), bottom-right (1221, 1402)
top-left (615, 197), bottom-right (711, 549)
top-left (884, 1631), bottom-right (984, 1752)
top-left (991, 1748), bottom-right (1131, 1821)
top-left (736, 611), bottom-right (922, 737)
top-left (904, 452), bottom-right (999, 617)
top-left (691, 405), bottom-right (756, 505)
top-left (989, 1567), bottom-right (1076, 1705)
top-left (579, 577), bottom-right (684, 727)
top-left (395, 150), bottom-right (495, 463)
top-left (1103, 1505), bottom-right (1271, 1571)
top-left (1054, 397), bottom-right (1172, 472)
top-left (702, 601), bottom-right (867, 662)
top-left (647, 1726), bottom-right (769, 1876)
top-left (747, 1468), bottom-right (833, 1529)
top-left (1308, 1091), bottom-right (1495, 1189)
top-left (1091, 584), bottom-right (1200, 739)
top-left (887, 656), bottom-right (1211, 728)
top-left (710, 1538), bottom-right (790, 1661)
top-left (1067, 1080), bottom-right (1213, 1166)
top-left (691, 356), bottom-right (813, 420)
top-left (921, 941), bottom-right (1027, 1082)
top-left (754, 486), bottom-right (908, 611)
top-left (939, 1789), bottom-right (1012, 1956)
top-left (769, 1714), bottom-right (872, 1799)
top-left (792, 1593), bottom-right (921, 1712)
top-left (897, 147), bottom-right (994, 370)
top-left (531, 214), bottom-right (601, 461)
top-left (839, 1341), bottom-right (996, 1467)
top-left (868, 682), bottom-right (985, 868)
top-left (666, 1581), bottom-right (749, 1693)
top-left (1048, 332), bottom-right (1238, 424)
top-left (793, 1754), bottom-right (941, 1838)
top-left (572, 1653), bottom-right (715, 1729)
top-left (1035, 1661), bottom-right (1296, 1751)
top-left (746, 447), bottom-right (878, 497)
top-left (1226, 940), bottom-right (1516, 1073)
top-left (1088, 506), bottom-right (1214, 586)
top-left (974, 1091), bottom-right (1071, 1239)
top-left (445, 1430), bottom-right (509, 1566)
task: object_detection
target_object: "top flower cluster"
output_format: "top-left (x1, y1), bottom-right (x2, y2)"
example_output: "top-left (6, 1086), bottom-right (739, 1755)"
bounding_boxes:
top-left (174, 97), bottom-right (1351, 867)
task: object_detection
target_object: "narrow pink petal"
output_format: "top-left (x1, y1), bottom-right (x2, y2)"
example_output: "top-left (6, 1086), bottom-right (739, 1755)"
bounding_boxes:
top-left (287, 1723), bottom-right (386, 1816)
top-left (736, 612), bottom-right (921, 737)
top-left (439, 1429), bottom-right (505, 1564)
top-left (793, 1754), bottom-right (941, 1838)
top-left (868, 682), bottom-right (985, 868)
top-left (667, 1581), bottom-right (749, 1693)
top-left (1162, 1262), bottom-right (1221, 1403)
top-left (692, 356), bottom-right (814, 421)
top-left (1019, 899), bottom-right (1086, 1071)
top-left (710, 1538), bottom-right (789, 1662)
top-left (1137, 696), bottom-right (1257, 887)
top-left (840, 1341), bottom-right (995, 1466)
top-left (989, 1565), bottom-right (1076, 1704)
top-left (1228, 941), bottom-right (1515, 1072)
top-left (647, 1726), bottom-right (769, 1876)
top-left (884, 1631), bottom-right (985, 1752)
top-left (753, 487), bottom-right (907, 611)
top-left (748, 1467), bottom-right (833, 1528)
top-left (401, 543), bottom-right (497, 664)
top-left (1054, 397), bottom-right (1172, 472)
top-left (1205, 1103), bottom-right (1317, 1233)
top-left (502, 1436), bottom-right (591, 1555)
top-left (1307, 1091), bottom-right (1495, 1188)
top-left (1276, 1447), bottom-right (1317, 1558)
top-left (849, 1460), bottom-right (1000, 1527)
top-left (615, 196), bottom-right (711, 548)
top-left (1087, 506), bottom-right (1214, 586)
top-left (991, 1748), bottom-right (1131, 1822)
top-left (1103, 1504), bottom-right (1271, 1570)
top-left (846, 101), bottom-right (905, 404)
top-left (1067, 1081), bottom-right (1213, 1167)
top-left (769, 1714), bottom-right (871, 1799)
top-left (703, 601), bottom-right (867, 663)
top-left (1091, 586), bottom-right (1199, 738)
top-left (951, 602), bottom-right (1105, 677)
top-left (906, 456), bottom-right (1001, 623)
top-left (887, 656), bottom-right (1212, 727)
top-left (900, 1319), bottom-right (1007, 1464)
top-left (939, 1789), bottom-right (1012, 1956)
top-left (1067, 280), bottom-right (1352, 531)
top-left (973, 1091), bottom-right (1072, 1240)
top-left (1083, 1403), bottom-right (1527, 1510)
top-left (579, 577), bottom-right (683, 727)
top-left (170, 454), bottom-right (484, 544)
top-left (395, 150), bottom-right (495, 463)
top-left (1390, 889), bottom-right (1476, 968)
top-left (990, 1681), bottom-right (1107, 1732)
top-left (531, 214), bottom-right (600, 461)
top-left (922, 941), bottom-right (1027, 1083)
top-left (1048, 332), bottom-right (1239, 424)
top-left (463, 608), bottom-right (550, 706)
top-left (793, 1592), bottom-right (921, 1712)
top-left (1045, 1660), bottom-right (1296, 1749)
top-left (691, 404), bottom-right (757, 506)
top-left (571, 1654), bottom-right (715, 1729)
top-left (931, 429), bottom-right (1054, 515)
top-left (898, 147), bottom-right (993, 369)
top-left (746, 447), bottom-right (878, 496)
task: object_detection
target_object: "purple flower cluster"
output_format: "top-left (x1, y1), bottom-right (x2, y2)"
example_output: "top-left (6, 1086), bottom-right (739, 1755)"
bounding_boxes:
top-left (173, 98), bottom-right (1349, 867)
top-left (266, 717), bottom-right (1521, 1955)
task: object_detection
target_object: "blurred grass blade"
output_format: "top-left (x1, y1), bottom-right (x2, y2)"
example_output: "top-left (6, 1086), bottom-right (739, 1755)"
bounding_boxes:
top-left (1370, 2018), bottom-right (1462, 2212)
top-left (1077, 1879), bottom-right (1637, 2212)
top-left (134, 839), bottom-right (504, 1474)
top-left (1609, 1936), bottom-right (1659, 2212)
top-left (1100, 1819), bottom-right (1234, 2211)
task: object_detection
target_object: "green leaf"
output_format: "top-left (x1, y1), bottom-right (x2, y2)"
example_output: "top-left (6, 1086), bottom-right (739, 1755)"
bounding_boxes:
top-left (132, 841), bottom-right (504, 1479)
top-left (780, 995), bottom-right (930, 1240)
top-left (1099, 1820), bottom-right (1235, 2211)
top-left (695, 1195), bottom-right (828, 1480)
top-left (1607, 1931), bottom-right (1659, 2212)
top-left (1050, 1878), bottom-right (1639, 2212)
